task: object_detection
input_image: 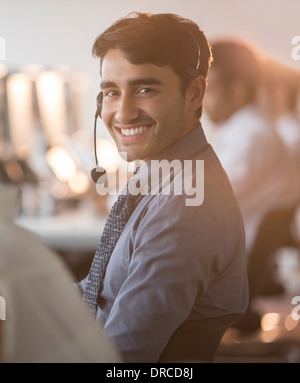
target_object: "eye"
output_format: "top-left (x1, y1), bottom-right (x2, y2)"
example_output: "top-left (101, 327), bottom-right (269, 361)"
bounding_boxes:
top-left (138, 87), bottom-right (154, 95)
top-left (103, 90), bottom-right (119, 98)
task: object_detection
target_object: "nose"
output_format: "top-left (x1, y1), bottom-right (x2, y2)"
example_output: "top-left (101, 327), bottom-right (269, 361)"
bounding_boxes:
top-left (115, 94), bottom-right (139, 124)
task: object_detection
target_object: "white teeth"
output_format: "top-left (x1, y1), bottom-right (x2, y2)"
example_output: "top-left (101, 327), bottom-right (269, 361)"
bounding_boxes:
top-left (121, 126), bottom-right (150, 136)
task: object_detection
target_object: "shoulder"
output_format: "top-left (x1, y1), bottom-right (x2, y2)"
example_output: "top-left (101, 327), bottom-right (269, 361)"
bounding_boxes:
top-left (138, 187), bottom-right (243, 250)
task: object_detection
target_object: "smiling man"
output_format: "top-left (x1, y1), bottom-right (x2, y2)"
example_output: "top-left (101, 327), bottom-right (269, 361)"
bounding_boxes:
top-left (79, 12), bottom-right (248, 363)
top-left (100, 50), bottom-right (198, 162)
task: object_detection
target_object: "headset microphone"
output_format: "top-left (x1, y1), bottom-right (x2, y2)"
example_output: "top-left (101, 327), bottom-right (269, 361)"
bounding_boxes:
top-left (91, 92), bottom-right (108, 184)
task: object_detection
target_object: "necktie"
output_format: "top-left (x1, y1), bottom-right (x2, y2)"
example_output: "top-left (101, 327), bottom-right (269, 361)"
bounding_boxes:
top-left (83, 177), bottom-right (140, 315)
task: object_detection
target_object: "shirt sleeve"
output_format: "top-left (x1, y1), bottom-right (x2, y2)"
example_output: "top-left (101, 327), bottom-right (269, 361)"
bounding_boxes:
top-left (103, 195), bottom-right (222, 363)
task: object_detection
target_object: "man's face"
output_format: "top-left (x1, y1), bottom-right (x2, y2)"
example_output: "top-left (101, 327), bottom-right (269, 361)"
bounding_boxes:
top-left (100, 49), bottom-right (193, 162)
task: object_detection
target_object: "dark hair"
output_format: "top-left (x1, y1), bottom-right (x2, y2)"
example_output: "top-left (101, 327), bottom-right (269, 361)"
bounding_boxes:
top-left (211, 39), bottom-right (263, 102)
top-left (92, 12), bottom-right (213, 118)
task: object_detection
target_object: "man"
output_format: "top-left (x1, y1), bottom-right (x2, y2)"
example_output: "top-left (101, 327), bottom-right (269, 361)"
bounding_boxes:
top-left (79, 13), bottom-right (248, 363)
top-left (257, 59), bottom-right (300, 188)
top-left (204, 40), bottom-right (297, 332)
top-left (246, 59), bottom-right (300, 302)
top-left (204, 39), bottom-right (294, 256)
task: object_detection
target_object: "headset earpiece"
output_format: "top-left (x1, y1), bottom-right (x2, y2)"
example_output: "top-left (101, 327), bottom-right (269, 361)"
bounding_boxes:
top-left (186, 31), bottom-right (201, 78)
top-left (186, 66), bottom-right (200, 78)
top-left (95, 91), bottom-right (103, 118)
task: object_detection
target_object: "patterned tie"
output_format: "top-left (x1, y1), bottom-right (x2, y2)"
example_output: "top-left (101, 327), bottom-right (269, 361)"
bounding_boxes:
top-left (83, 176), bottom-right (140, 315)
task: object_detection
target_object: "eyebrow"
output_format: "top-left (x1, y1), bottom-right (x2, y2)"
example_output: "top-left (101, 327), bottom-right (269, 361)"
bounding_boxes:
top-left (100, 77), bottom-right (163, 89)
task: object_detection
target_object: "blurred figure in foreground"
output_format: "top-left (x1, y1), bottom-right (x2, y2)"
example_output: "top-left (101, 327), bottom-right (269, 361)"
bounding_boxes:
top-left (204, 39), bottom-right (297, 333)
top-left (0, 185), bottom-right (121, 363)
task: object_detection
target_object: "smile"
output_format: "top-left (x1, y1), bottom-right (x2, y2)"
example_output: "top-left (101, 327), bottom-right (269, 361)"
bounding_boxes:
top-left (120, 126), bottom-right (150, 136)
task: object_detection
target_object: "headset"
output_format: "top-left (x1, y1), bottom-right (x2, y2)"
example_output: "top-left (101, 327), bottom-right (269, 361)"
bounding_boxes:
top-left (91, 32), bottom-right (201, 183)
top-left (90, 91), bottom-right (106, 183)
top-left (186, 30), bottom-right (201, 78)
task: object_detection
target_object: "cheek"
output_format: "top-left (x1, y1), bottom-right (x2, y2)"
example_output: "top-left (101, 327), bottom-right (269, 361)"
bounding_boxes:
top-left (146, 101), bottom-right (166, 120)
top-left (154, 93), bottom-right (185, 118)
top-left (101, 104), bottom-right (115, 126)
top-left (140, 99), bottom-right (173, 124)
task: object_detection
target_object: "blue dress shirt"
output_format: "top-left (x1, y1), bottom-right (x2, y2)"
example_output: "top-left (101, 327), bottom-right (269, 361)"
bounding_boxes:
top-left (80, 124), bottom-right (248, 362)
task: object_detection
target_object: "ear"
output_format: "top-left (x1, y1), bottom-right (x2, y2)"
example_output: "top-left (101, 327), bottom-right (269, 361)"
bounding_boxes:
top-left (186, 75), bottom-right (207, 112)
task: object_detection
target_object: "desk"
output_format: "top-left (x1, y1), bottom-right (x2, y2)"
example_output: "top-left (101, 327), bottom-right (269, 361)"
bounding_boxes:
top-left (16, 208), bottom-right (106, 253)
top-left (16, 207), bottom-right (107, 280)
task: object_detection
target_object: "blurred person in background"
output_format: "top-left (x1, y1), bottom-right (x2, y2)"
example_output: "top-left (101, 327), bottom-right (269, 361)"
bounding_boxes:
top-left (204, 39), bottom-right (296, 333)
top-left (245, 60), bottom-right (300, 307)
top-left (257, 59), bottom-right (300, 182)
top-left (0, 185), bottom-right (121, 363)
